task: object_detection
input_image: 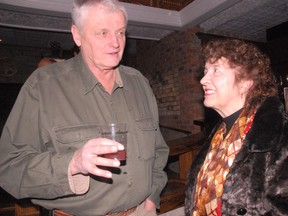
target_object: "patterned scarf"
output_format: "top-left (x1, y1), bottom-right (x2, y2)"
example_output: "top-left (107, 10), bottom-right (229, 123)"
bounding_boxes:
top-left (192, 108), bottom-right (255, 216)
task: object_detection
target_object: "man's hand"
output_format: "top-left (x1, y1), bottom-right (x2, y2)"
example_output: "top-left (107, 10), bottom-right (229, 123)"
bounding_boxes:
top-left (69, 138), bottom-right (124, 178)
top-left (144, 199), bottom-right (156, 211)
top-left (128, 200), bottom-right (157, 216)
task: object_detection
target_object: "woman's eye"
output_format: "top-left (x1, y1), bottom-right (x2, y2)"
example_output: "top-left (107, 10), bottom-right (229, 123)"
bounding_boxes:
top-left (213, 67), bottom-right (219, 73)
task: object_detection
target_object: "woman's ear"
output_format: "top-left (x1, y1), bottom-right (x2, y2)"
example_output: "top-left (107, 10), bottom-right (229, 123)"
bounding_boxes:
top-left (71, 25), bottom-right (81, 47)
top-left (241, 79), bottom-right (254, 94)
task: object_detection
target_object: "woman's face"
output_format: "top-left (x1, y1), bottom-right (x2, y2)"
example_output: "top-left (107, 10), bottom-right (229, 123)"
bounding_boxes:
top-left (200, 57), bottom-right (251, 117)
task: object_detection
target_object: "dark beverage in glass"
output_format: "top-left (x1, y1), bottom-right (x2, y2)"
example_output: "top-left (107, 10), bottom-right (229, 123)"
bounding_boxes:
top-left (100, 124), bottom-right (127, 161)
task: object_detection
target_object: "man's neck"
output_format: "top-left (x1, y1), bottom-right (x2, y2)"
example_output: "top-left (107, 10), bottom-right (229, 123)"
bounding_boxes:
top-left (94, 69), bottom-right (116, 94)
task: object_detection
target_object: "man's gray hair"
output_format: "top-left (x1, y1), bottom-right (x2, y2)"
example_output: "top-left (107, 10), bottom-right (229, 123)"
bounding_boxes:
top-left (71, 0), bottom-right (128, 28)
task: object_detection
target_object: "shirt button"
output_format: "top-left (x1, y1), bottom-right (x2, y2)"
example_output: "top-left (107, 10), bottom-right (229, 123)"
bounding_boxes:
top-left (237, 208), bottom-right (247, 215)
top-left (128, 181), bottom-right (133, 187)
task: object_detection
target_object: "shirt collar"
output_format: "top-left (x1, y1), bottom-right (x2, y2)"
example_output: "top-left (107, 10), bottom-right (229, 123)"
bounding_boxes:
top-left (75, 53), bottom-right (124, 94)
top-left (115, 68), bottom-right (123, 87)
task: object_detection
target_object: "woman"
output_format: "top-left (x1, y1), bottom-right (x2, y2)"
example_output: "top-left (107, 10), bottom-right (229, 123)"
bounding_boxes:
top-left (185, 39), bottom-right (288, 215)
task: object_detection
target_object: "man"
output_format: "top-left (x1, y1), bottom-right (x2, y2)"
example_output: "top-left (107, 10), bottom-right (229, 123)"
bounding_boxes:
top-left (0, 1), bottom-right (169, 216)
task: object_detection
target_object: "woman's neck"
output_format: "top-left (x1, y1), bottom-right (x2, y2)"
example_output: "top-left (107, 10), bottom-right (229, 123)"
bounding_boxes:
top-left (223, 108), bottom-right (243, 134)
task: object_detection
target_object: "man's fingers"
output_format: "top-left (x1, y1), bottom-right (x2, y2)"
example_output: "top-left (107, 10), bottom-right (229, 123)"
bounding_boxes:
top-left (88, 157), bottom-right (121, 178)
top-left (90, 138), bottom-right (124, 156)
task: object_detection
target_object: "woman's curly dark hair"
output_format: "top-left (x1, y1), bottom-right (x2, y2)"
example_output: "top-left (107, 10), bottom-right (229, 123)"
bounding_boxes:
top-left (202, 39), bottom-right (278, 110)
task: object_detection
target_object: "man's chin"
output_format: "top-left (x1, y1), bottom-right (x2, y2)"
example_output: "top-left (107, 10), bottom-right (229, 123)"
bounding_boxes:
top-left (106, 60), bottom-right (121, 68)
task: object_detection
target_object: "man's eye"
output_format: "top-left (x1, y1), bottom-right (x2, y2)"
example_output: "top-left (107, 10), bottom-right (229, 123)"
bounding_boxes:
top-left (101, 31), bottom-right (107, 36)
top-left (117, 31), bottom-right (126, 37)
top-left (97, 31), bottom-right (108, 36)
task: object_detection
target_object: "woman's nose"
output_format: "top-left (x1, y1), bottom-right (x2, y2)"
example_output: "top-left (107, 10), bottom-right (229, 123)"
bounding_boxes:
top-left (200, 73), bottom-right (209, 85)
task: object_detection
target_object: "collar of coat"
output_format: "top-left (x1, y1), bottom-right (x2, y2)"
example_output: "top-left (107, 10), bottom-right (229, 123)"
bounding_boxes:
top-left (246, 96), bottom-right (287, 153)
top-left (209, 97), bottom-right (287, 153)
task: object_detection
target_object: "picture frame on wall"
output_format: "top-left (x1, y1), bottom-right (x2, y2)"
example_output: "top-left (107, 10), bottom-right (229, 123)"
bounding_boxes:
top-left (284, 87), bottom-right (288, 113)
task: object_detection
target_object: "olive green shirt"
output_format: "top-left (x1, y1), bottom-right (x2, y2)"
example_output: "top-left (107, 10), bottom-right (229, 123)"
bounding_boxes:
top-left (0, 54), bottom-right (169, 216)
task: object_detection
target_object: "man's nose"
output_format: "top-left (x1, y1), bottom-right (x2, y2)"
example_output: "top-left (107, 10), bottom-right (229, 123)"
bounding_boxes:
top-left (109, 33), bottom-right (120, 47)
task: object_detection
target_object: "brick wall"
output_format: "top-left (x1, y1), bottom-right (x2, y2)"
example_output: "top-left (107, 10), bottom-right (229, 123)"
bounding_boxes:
top-left (134, 27), bottom-right (205, 133)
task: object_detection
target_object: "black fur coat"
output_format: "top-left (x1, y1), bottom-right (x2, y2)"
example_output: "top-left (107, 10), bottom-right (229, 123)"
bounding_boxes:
top-left (185, 97), bottom-right (288, 215)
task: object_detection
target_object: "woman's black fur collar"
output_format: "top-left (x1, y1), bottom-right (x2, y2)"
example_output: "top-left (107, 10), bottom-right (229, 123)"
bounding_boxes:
top-left (246, 97), bottom-right (286, 152)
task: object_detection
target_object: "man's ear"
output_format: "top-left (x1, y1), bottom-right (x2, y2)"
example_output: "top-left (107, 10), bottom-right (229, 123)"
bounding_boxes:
top-left (71, 25), bottom-right (81, 47)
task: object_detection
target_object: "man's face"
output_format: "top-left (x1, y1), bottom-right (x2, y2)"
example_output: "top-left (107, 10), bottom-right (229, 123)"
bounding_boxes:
top-left (72, 5), bottom-right (126, 72)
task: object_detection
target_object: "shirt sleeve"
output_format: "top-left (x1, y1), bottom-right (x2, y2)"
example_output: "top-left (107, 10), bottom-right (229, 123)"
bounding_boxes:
top-left (68, 163), bottom-right (90, 194)
top-left (146, 90), bottom-right (170, 208)
top-left (0, 82), bottom-right (75, 199)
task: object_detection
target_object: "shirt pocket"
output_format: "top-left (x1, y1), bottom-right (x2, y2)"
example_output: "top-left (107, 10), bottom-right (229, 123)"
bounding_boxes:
top-left (53, 124), bottom-right (101, 153)
top-left (135, 117), bottom-right (157, 160)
